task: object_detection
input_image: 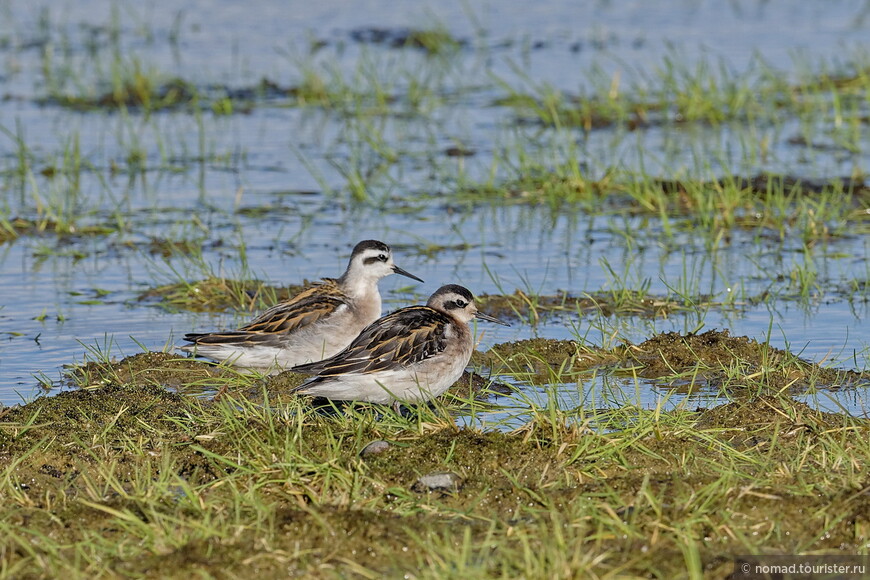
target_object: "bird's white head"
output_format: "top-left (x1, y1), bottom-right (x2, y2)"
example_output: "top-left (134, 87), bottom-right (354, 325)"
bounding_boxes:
top-left (342, 240), bottom-right (423, 288)
top-left (426, 284), bottom-right (509, 326)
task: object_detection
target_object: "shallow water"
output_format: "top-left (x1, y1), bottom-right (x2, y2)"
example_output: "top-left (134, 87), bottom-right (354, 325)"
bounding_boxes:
top-left (1, 0), bottom-right (868, 417)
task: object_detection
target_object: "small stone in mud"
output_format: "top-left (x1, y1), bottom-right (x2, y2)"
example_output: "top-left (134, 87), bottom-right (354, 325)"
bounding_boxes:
top-left (412, 471), bottom-right (463, 493)
top-left (360, 440), bottom-right (392, 457)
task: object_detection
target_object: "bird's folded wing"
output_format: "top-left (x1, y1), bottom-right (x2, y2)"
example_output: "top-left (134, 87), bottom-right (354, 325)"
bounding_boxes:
top-left (182, 330), bottom-right (283, 346)
top-left (239, 282), bottom-right (346, 335)
top-left (292, 306), bottom-right (450, 376)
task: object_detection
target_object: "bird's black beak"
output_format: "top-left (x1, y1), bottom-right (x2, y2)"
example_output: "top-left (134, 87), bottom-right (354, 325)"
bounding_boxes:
top-left (474, 311), bottom-right (510, 326)
top-left (392, 265), bottom-right (424, 283)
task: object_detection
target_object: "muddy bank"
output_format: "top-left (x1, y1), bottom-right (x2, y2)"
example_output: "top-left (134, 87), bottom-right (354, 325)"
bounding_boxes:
top-left (13, 323), bottom-right (861, 576)
top-left (2, 384), bottom-right (870, 578)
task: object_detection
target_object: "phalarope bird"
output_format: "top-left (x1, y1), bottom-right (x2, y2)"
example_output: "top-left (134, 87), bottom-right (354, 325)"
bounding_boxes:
top-left (291, 284), bottom-right (509, 404)
top-left (180, 240), bottom-right (423, 372)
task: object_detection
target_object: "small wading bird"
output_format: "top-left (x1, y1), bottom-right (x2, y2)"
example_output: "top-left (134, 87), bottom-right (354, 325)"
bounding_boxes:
top-left (180, 240), bottom-right (423, 372)
top-left (291, 284), bottom-right (509, 405)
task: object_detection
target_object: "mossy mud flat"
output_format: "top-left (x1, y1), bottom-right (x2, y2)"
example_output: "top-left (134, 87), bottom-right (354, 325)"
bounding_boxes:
top-left (3, 321), bottom-right (870, 577)
top-left (69, 328), bottom-right (869, 405)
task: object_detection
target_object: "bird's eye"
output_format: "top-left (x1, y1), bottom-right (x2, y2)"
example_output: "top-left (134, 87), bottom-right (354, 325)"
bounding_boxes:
top-left (455, 299), bottom-right (467, 308)
top-left (378, 254), bottom-right (388, 262)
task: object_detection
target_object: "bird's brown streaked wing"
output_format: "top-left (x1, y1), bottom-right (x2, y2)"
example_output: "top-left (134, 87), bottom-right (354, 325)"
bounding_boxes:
top-left (182, 330), bottom-right (284, 346)
top-left (292, 306), bottom-right (450, 376)
top-left (239, 281), bottom-right (347, 335)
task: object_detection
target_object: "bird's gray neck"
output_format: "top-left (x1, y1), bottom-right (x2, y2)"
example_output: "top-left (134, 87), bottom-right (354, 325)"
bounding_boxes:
top-left (339, 271), bottom-right (380, 302)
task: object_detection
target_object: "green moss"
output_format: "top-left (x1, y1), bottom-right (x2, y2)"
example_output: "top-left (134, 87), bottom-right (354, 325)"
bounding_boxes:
top-left (616, 329), bottom-right (868, 391)
top-left (474, 330), bottom-right (869, 396)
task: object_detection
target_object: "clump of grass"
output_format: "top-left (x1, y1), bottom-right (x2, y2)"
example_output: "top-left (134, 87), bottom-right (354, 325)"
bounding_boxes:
top-left (493, 50), bottom-right (870, 131)
top-left (348, 25), bottom-right (465, 55)
top-left (145, 236), bottom-right (204, 258)
top-left (477, 328), bottom-right (869, 402)
top-left (478, 287), bottom-right (701, 323)
top-left (37, 26), bottom-right (455, 122)
top-left (138, 276), bottom-right (294, 313)
top-left (0, 216), bottom-right (117, 244)
top-left (37, 7), bottom-right (199, 114)
top-left (47, 46), bottom-right (451, 117)
top-left (137, 237), bottom-right (300, 314)
top-left (456, 156), bottom-right (869, 254)
top-left (49, 69), bottom-right (198, 112)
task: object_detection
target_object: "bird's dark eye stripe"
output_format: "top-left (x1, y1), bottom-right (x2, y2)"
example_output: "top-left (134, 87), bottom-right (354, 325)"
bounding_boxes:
top-left (444, 299), bottom-right (467, 310)
top-left (364, 254), bottom-right (389, 265)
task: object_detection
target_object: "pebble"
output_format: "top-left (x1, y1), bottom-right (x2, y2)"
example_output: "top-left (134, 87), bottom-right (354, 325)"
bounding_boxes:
top-left (359, 440), bottom-right (392, 457)
top-left (412, 471), bottom-right (463, 493)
